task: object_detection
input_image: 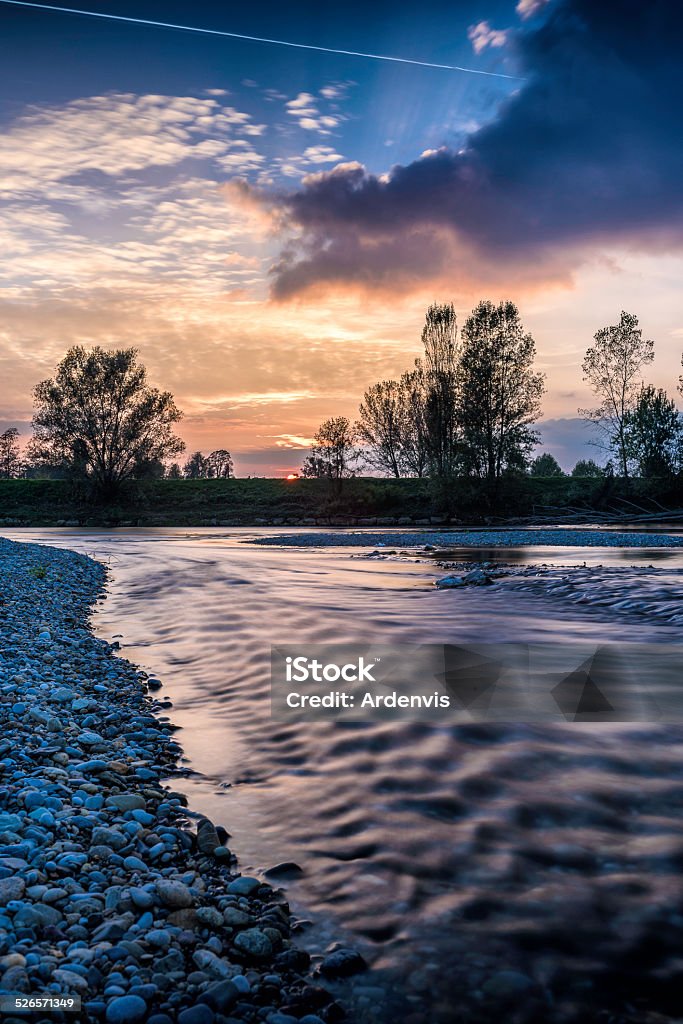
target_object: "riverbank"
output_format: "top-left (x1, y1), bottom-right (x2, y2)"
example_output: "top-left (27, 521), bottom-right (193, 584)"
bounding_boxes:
top-left (0, 537), bottom-right (349, 1024)
top-left (1, 476), bottom-right (681, 528)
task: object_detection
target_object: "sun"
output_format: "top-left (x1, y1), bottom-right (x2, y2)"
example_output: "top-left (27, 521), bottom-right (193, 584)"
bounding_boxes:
top-left (285, 473), bottom-right (299, 480)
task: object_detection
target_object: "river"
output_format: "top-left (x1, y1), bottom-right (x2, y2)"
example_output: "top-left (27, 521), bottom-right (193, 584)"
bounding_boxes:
top-left (4, 527), bottom-right (683, 1024)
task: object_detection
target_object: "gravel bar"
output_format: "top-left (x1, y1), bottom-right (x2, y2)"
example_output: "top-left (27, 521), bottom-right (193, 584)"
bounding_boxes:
top-left (250, 529), bottom-right (683, 548)
top-left (0, 537), bottom-right (351, 1024)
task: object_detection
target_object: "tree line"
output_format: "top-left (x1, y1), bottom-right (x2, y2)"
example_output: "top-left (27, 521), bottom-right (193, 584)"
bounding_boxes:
top-left (1, 303), bottom-right (681, 499)
top-left (302, 303), bottom-right (683, 484)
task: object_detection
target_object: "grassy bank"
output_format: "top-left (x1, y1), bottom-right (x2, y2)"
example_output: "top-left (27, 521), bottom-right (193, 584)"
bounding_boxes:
top-left (1, 475), bottom-right (682, 527)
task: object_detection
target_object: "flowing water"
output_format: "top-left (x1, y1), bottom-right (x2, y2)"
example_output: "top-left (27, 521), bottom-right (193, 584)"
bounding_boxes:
top-left (5, 527), bottom-right (683, 1023)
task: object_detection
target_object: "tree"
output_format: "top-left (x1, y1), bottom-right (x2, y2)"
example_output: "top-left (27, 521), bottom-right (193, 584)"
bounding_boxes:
top-left (205, 449), bottom-right (234, 479)
top-left (580, 311), bottom-right (654, 477)
top-left (458, 300), bottom-right (545, 483)
top-left (0, 428), bottom-right (21, 479)
top-left (622, 386), bottom-right (681, 477)
top-left (356, 380), bottom-right (404, 477)
top-left (530, 452), bottom-right (563, 477)
top-left (398, 365), bottom-right (430, 478)
top-left (183, 452), bottom-right (207, 479)
top-left (301, 417), bottom-right (356, 483)
top-left (571, 459), bottom-right (605, 478)
top-left (30, 347), bottom-right (185, 499)
top-left (421, 303), bottom-right (460, 477)
top-left (166, 462), bottom-right (182, 479)
top-left (183, 449), bottom-right (234, 479)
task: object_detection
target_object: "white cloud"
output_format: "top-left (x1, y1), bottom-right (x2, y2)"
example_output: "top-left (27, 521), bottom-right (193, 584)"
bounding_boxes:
top-left (284, 89), bottom-right (345, 135)
top-left (275, 146), bottom-right (345, 177)
top-left (0, 93), bottom-right (265, 198)
top-left (302, 146), bottom-right (344, 164)
top-left (516, 0), bottom-right (549, 18)
top-left (467, 21), bottom-right (510, 54)
top-left (286, 92), bottom-right (317, 111)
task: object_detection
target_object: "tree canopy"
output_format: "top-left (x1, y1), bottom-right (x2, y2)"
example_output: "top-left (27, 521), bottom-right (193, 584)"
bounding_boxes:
top-left (458, 300), bottom-right (545, 482)
top-left (530, 452), bottom-right (564, 477)
top-left (580, 311), bottom-right (654, 477)
top-left (30, 346), bottom-right (185, 498)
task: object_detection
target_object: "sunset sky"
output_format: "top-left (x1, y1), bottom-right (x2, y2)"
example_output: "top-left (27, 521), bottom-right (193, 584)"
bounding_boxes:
top-left (1, 0), bottom-right (681, 474)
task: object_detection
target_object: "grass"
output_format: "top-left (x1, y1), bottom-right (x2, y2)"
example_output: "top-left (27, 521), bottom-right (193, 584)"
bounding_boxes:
top-left (0, 475), bottom-right (681, 527)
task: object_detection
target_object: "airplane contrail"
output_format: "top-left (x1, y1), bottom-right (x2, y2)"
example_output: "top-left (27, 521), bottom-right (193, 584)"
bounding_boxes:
top-left (0, 0), bottom-right (523, 81)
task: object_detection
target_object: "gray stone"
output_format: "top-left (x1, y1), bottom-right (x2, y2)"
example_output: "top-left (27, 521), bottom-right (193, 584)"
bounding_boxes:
top-left (156, 879), bottom-right (194, 909)
top-left (107, 793), bottom-right (146, 812)
top-left (196, 906), bottom-right (224, 929)
top-left (91, 827), bottom-right (128, 851)
top-left (196, 818), bottom-right (221, 855)
top-left (222, 906), bottom-right (252, 927)
top-left (0, 876), bottom-right (25, 905)
top-left (233, 928), bottom-right (273, 960)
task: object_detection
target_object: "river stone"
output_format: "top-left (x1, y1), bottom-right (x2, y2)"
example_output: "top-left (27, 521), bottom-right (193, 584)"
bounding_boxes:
top-left (264, 861), bottom-right (304, 880)
top-left (0, 877), bottom-right (25, 904)
top-left (156, 879), bottom-right (194, 908)
top-left (226, 876), bottom-right (261, 897)
top-left (0, 813), bottom-right (23, 833)
top-left (319, 947), bottom-right (367, 978)
top-left (91, 827), bottom-right (127, 851)
top-left (0, 953), bottom-right (27, 969)
top-left (79, 730), bottom-right (105, 746)
top-left (166, 908), bottom-right (199, 929)
top-left (54, 968), bottom-right (89, 991)
top-left (146, 929), bottom-right (172, 949)
top-left (435, 574), bottom-right (465, 588)
top-left (130, 887), bottom-right (155, 909)
top-left (481, 970), bottom-right (536, 1000)
top-left (196, 818), bottom-right (221, 855)
top-left (106, 994), bottom-right (148, 1024)
top-left (196, 906), bottom-right (224, 929)
top-left (178, 1006), bottom-right (215, 1024)
top-left (198, 979), bottom-right (239, 1012)
top-left (233, 928), bottom-right (273, 960)
top-left (1, 965), bottom-right (29, 991)
top-left (192, 950), bottom-right (233, 979)
top-left (107, 793), bottom-right (146, 812)
top-left (222, 907), bottom-right (252, 927)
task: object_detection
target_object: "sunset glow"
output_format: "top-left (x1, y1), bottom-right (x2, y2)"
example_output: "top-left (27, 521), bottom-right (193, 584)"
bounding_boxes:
top-left (0, 0), bottom-right (681, 474)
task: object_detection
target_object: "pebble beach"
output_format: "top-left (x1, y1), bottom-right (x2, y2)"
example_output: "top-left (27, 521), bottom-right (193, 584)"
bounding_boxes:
top-left (0, 537), bottom-right (351, 1024)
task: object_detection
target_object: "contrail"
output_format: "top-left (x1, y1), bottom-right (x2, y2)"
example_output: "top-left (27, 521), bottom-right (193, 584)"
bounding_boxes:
top-left (0, 0), bottom-right (523, 81)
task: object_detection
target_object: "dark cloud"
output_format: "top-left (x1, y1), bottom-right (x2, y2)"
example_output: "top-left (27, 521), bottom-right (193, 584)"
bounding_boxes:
top-left (266, 0), bottom-right (683, 297)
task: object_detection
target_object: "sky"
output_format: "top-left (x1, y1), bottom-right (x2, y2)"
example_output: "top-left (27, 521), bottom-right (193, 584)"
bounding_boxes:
top-left (0, 0), bottom-right (681, 474)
